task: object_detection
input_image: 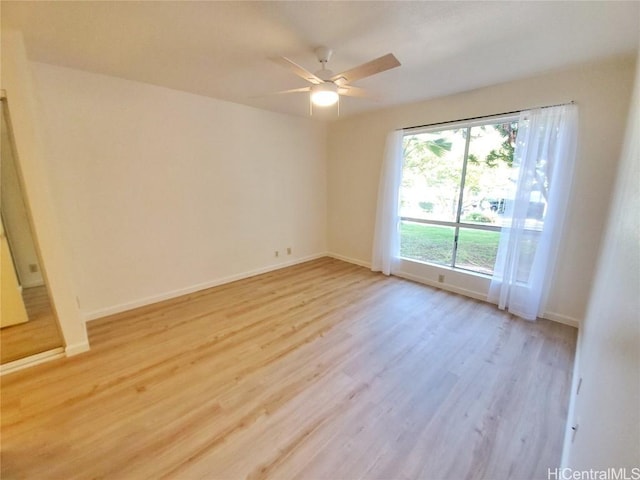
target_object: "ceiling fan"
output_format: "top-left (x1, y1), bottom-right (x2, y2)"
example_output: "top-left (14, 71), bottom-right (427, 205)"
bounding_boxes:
top-left (268, 47), bottom-right (401, 113)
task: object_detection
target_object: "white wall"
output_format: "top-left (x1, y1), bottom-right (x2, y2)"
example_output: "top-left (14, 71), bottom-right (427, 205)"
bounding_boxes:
top-left (562, 51), bottom-right (639, 470)
top-left (30, 63), bottom-right (327, 320)
top-left (327, 56), bottom-right (636, 325)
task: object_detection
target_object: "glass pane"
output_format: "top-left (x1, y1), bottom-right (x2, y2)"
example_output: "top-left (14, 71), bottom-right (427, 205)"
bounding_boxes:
top-left (455, 228), bottom-right (500, 275)
top-left (461, 122), bottom-right (519, 228)
top-left (400, 221), bottom-right (454, 266)
top-left (513, 115), bottom-right (550, 231)
top-left (400, 129), bottom-right (466, 222)
top-left (514, 230), bottom-right (540, 283)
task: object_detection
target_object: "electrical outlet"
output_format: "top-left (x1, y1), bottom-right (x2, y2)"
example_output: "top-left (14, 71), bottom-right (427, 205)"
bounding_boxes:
top-left (438, 274), bottom-right (445, 283)
top-left (287, 247), bottom-right (292, 255)
top-left (275, 251), bottom-right (279, 257)
top-left (29, 264), bottom-right (39, 273)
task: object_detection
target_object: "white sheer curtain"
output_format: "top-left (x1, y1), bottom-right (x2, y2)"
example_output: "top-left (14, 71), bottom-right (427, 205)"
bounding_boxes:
top-left (371, 130), bottom-right (404, 275)
top-left (489, 104), bottom-right (578, 320)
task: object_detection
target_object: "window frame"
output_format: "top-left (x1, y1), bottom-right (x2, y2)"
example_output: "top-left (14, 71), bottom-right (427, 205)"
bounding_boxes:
top-left (399, 113), bottom-right (521, 276)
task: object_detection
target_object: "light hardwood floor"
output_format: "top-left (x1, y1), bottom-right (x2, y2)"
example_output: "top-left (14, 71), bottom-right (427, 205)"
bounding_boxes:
top-left (0, 258), bottom-right (577, 479)
top-left (1, 285), bottom-right (63, 364)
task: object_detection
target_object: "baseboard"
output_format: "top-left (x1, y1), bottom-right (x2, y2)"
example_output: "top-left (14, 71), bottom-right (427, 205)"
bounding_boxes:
top-left (326, 252), bottom-right (372, 269)
top-left (541, 311), bottom-right (580, 328)
top-left (0, 348), bottom-right (65, 375)
top-left (356, 259), bottom-right (580, 328)
top-left (83, 250), bottom-right (581, 330)
top-left (83, 253), bottom-right (327, 322)
top-left (392, 269), bottom-right (488, 302)
top-left (326, 254), bottom-right (486, 302)
top-left (65, 341), bottom-right (91, 357)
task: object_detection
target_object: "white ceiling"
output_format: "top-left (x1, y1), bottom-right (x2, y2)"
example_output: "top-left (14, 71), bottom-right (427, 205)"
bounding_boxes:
top-left (2, 1), bottom-right (639, 120)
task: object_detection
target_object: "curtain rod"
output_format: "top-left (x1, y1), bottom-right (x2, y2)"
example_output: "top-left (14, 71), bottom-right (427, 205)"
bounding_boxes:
top-left (399, 100), bottom-right (575, 131)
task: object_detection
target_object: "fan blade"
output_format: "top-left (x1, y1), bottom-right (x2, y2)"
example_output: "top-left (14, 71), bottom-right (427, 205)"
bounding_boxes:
top-left (252, 87), bottom-right (311, 98)
top-left (331, 53), bottom-right (400, 86)
top-left (270, 56), bottom-right (323, 85)
top-left (338, 85), bottom-right (379, 100)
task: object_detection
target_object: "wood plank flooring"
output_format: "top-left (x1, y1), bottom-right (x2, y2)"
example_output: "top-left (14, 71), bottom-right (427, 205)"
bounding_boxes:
top-left (1, 285), bottom-right (63, 364)
top-left (0, 258), bottom-right (577, 479)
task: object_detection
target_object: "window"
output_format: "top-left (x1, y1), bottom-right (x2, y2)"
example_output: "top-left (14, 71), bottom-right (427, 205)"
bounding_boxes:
top-left (399, 115), bottom-right (541, 276)
top-left (372, 104), bottom-right (577, 319)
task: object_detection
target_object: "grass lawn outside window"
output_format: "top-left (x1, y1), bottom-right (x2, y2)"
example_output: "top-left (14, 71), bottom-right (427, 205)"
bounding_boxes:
top-left (400, 221), bottom-right (500, 275)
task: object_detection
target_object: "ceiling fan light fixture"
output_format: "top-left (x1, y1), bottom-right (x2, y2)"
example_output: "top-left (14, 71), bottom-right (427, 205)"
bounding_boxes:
top-left (310, 83), bottom-right (339, 106)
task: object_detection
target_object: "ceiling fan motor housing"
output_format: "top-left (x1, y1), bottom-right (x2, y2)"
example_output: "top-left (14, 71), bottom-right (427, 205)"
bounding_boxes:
top-left (315, 69), bottom-right (334, 81)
